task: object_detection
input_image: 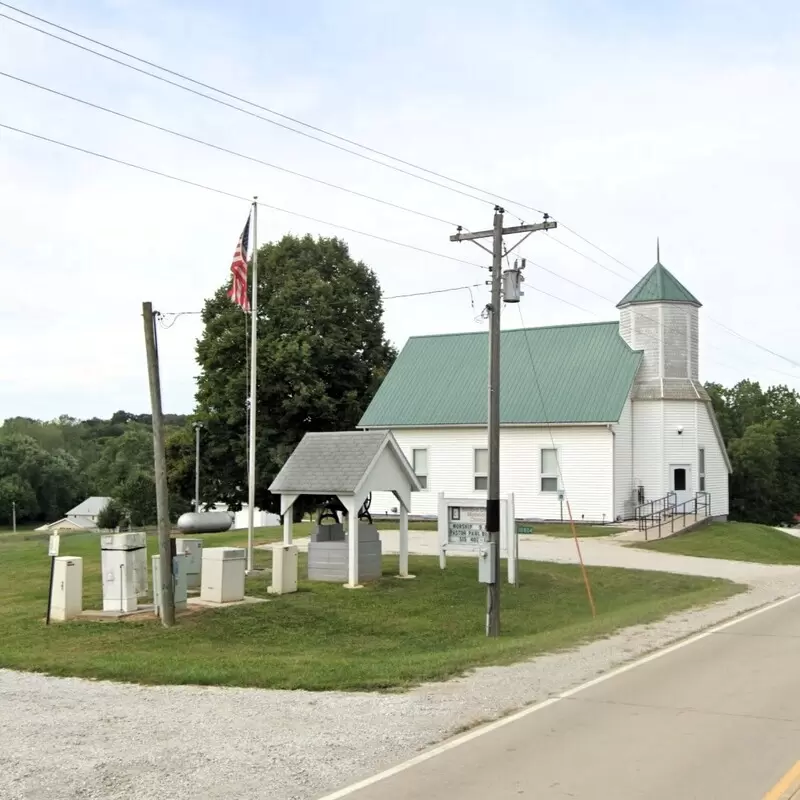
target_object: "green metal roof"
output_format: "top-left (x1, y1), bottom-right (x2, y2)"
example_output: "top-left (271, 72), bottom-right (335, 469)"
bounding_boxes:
top-left (617, 261), bottom-right (701, 308)
top-left (358, 322), bottom-right (642, 427)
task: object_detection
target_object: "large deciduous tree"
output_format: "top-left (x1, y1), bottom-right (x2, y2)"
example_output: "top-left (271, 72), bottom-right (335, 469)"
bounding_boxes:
top-left (191, 234), bottom-right (395, 513)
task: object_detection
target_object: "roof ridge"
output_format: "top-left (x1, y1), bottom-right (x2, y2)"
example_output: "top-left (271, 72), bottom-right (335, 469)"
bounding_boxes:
top-left (407, 320), bottom-right (617, 342)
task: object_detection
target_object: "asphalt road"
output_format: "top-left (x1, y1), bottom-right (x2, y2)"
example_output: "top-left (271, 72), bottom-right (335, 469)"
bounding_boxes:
top-left (327, 595), bottom-right (800, 800)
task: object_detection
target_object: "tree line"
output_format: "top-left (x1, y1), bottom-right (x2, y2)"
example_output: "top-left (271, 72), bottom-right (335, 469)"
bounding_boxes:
top-left (707, 380), bottom-right (800, 525)
top-left (0, 411), bottom-right (190, 527)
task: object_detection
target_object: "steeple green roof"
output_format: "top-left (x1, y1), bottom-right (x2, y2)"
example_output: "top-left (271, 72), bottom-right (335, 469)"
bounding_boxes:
top-left (617, 261), bottom-right (701, 308)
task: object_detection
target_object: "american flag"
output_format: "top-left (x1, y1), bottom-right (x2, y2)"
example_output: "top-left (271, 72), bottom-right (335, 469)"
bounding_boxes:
top-left (227, 212), bottom-right (251, 311)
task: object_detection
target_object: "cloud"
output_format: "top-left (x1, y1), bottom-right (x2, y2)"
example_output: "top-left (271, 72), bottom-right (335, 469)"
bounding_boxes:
top-left (1, 0), bottom-right (799, 422)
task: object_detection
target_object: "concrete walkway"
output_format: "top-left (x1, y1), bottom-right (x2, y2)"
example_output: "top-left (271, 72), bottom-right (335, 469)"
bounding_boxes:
top-left (270, 530), bottom-right (800, 583)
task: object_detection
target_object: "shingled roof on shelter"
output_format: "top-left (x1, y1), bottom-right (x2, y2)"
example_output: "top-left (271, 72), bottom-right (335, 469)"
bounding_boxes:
top-left (269, 430), bottom-right (420, 495)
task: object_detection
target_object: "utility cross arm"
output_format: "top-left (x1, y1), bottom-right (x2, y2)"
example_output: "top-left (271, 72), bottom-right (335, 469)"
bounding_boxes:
top-left (450, 220), bottom-right (557, 242)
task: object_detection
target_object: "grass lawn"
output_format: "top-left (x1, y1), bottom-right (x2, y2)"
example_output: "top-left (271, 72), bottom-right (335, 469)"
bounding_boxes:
top-left (633, 522), bottom-right (800, 565)
top-left (525, 523), bottom-right (626, 538)
top-left (0, 528), bottom-right (744, 691)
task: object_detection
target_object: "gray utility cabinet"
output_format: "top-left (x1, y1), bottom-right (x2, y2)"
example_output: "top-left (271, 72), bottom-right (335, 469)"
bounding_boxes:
top-left (307, 522), bottom-right (382, 582)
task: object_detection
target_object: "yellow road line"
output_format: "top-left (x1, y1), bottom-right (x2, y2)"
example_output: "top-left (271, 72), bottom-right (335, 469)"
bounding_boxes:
top-left (764, 760), bottom-right (800, 800)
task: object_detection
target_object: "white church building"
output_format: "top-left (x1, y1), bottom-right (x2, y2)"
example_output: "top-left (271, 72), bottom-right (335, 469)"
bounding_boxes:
top-left (359, 258), bottom-right (731, 523)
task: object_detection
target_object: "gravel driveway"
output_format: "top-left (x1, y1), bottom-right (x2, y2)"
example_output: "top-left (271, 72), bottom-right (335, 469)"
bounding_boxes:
top-left (3, 539), bottom-right (800, 800)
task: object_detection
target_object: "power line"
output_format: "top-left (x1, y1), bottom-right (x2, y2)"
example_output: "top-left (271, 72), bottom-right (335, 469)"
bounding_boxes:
top-left (0, 9), bottom-right (507, 212)
top-left (706, 319), bottom-right (800, 370)
top-left (0, 70), bottom-right (462, 230)
top-left (521, 281), bottom-right (597, 317)
top-left (0, 1), bottom-right (546, 217)
top-left (3, 4), bottom-right (796, 373)
top-left (544, 235), bottom-right (800, 370)
top-left (0, 121), bottom-right (486, 270)
top-left (518, 270), bottom-right (800, 382)
top-left (546, 235), bottom-right (632, 282)
top-left (558, 223), bottom-right (638, 275)
top-left (384, 284), bottom-right (482, 301)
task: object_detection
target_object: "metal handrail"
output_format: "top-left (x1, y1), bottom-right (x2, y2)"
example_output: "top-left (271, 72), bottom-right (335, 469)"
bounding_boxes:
top-left (634, 491), bottom-right (677, 521)
top-left (639, 492), bottom-right (712, 540)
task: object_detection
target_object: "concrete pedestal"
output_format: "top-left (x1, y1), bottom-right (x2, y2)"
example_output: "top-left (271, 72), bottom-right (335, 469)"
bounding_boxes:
top-left (50, 556), bottom-right (83, 621)
top-left (307, 523), bottom-right (382, 582)
top-left (201, 547), bottom-right (246, 603)
top-left (269, 544), bottom-right (298, 595)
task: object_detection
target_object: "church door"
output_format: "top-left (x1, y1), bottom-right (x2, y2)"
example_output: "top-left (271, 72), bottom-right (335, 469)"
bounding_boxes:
top-left (669, 464), bottom-right (692, 507)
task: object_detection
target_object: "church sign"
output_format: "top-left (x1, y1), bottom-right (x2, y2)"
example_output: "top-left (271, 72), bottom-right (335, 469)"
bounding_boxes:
top-left (447, 505), bottom-right (487, 545)
top-left (437, 493), bottom-right (518, 585)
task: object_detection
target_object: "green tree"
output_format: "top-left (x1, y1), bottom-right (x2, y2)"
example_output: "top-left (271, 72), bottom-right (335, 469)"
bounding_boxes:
top-left (0, 434), bottom-right (86, 523)
top-left (728, 421), bottom-right (781, 522)
top-left (192, 234), bottom-right (395, 513)
top-left (0, 474), bottom-right (38, 524)
top-left (117, 470), bottom-right (157, 527)
top-left (96, 498), bottom-right (123, 530)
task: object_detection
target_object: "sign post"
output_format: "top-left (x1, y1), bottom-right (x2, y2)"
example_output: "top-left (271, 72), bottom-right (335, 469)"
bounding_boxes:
top-left (45, 533), bottom-right (60, 625)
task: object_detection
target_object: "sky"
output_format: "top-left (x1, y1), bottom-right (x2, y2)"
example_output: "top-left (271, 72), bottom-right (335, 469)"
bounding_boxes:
top-left (1, 0), bottom-right (799, 421)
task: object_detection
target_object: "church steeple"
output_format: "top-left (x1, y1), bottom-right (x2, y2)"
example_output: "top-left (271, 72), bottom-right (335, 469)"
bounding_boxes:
top-left (617, 249), bottom-right (705, 399)
top-left (617, 250), bottom-right (701, 309)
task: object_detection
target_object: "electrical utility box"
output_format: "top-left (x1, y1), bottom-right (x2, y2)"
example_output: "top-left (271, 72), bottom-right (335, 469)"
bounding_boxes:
top-left (175, 538), bottom-right (202, 590)
top-left (502, 268), bottom-right (524, 303)
top-left (269, 544), bottom-right (298, 595)
top-left (152, 553), bottom-right (188, 616)
top-left (478, 543), bottom-right (496, 584)
top-left (101, 532), bottom-right (145, 613)
top-left (200, 547), bottom-right (246, 604)
top-left (50, 556), bottom-right (83, 621)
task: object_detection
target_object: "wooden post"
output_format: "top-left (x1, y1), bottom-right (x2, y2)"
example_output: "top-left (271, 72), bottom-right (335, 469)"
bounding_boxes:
top-left (142, 302), bottom-right (175, 627)
top-left (398, 503), bottom-right (410, 578)
top-left (345, 498), bottom-right (360, 588)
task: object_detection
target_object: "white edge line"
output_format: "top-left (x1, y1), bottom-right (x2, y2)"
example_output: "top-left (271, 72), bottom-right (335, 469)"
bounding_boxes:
top-left (316, 589), bottom-right (800, 800)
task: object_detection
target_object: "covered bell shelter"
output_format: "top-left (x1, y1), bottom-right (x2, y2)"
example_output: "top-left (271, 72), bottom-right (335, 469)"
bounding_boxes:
top-left (269, 430), bottom-right (422, 587)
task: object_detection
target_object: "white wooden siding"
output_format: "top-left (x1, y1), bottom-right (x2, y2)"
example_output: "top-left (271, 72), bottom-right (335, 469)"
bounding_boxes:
top-left (621, 303), bottom-right (699, 385)
top-left (368, 426), bottom-right (614, 522)
top-left (688, 308), bottom-right (699, 380)
top-left (663, 401), bottom-right (699, 468)
top-left (630, 306), bottom-right (661, 381)
top-left (632, 399), bottom-right (729, 518)
top-left (632, 400), bottom-right (665, 504)
top-left (612, 395), bottom-right (634, 519)
top-left (662, 306), bottom-right (690, 379)
top-left (697, 403), bottom-right (730, 517)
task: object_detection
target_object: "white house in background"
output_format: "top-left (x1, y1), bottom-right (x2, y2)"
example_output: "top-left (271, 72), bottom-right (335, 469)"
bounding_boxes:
top-left (358, 258), bottom-right (731, 523)
top-left (209, 503), bottom-right (280, 529)
top-left (36, 496), bottom-right (112, 532)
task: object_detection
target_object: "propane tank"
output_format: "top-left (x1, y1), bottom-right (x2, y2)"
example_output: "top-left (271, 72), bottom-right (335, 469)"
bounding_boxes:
top-left (176, 511), bottom-right (233, 534)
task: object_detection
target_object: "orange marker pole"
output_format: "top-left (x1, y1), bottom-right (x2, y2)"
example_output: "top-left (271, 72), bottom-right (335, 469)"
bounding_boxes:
top-left (566, 500), bottom-right (596, 619)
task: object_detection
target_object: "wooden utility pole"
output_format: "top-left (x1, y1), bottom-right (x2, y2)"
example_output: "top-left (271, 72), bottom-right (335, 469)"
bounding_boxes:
top-left (451, 208), bottom-right (557, 637)
top-left (142, 301), bottom-right (175, 627)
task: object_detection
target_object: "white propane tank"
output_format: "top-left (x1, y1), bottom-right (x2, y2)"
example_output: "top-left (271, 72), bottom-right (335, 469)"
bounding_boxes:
top-left (176, 511), bottom-right (233, 534)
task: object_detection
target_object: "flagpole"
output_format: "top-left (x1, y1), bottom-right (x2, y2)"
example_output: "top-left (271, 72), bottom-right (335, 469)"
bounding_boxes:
top-left (246, 197), bottom-right (258, 573)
